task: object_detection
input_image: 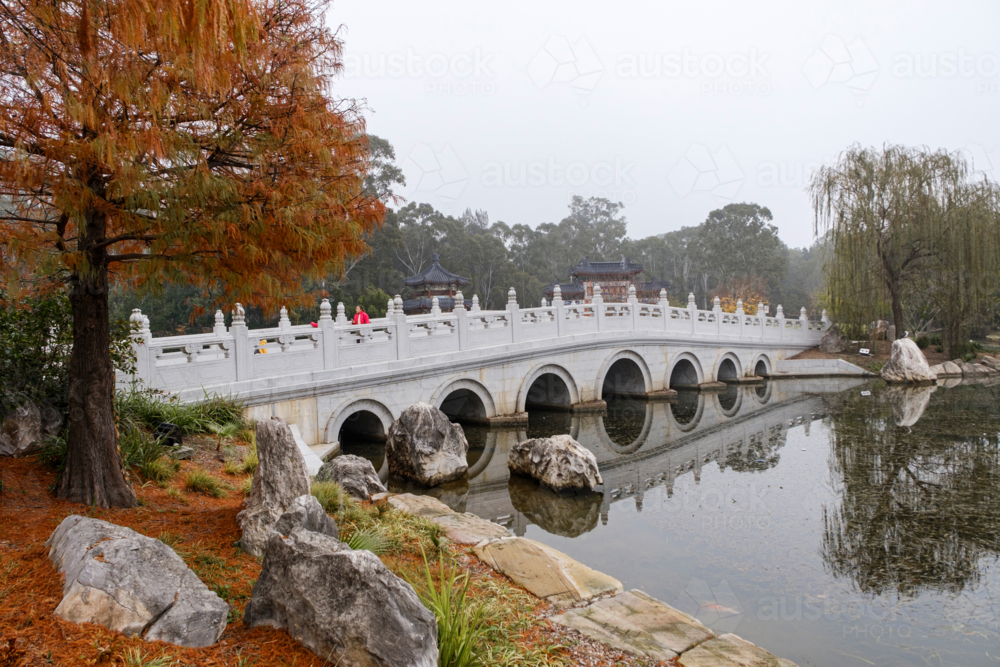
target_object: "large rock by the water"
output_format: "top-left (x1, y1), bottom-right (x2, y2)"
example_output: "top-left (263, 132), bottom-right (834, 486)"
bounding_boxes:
top-left (960, 360), bottom-right (998, 376)
top-left (385, 403), bottom-right (469, 487)
top-left (244, 505), bottom-right (438, 666)
top-left (880, 338), bottom-right (937, 384)
top-left (316, 454), bottom-right (387, 500)
top-left (929, 361), bottom-right (963, 378)
top-left (237, 417), bottom-right (312, 557)
top-left (818, 324), bottom-right (847, 354)
top-left (508, 434), bottom-right (603, 492)
top-left (981, 355), bottom-right (1000, 372)
top-left (46, 516), bottom-right (228, 647)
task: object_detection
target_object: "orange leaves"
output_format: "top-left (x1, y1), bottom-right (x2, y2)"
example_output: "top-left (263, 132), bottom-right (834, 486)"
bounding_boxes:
top-left (1, 0), bottom-right (382, 311)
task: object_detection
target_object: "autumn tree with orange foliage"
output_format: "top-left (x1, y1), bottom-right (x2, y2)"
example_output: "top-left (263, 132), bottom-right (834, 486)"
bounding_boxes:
top-left (717, 277), bottom-right (769, 315)
top-left (0, 0), bottom-right (385, 507)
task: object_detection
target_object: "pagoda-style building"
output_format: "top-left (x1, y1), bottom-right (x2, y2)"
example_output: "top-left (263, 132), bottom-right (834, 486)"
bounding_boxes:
top-left (401, 253), bottom-right (470, 315)
top-left (543, 256), bottom-right (670, 305)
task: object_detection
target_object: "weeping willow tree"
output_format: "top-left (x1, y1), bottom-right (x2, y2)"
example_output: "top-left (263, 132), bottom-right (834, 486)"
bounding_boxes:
top-left (811, 145), bottom-right (1000, 355)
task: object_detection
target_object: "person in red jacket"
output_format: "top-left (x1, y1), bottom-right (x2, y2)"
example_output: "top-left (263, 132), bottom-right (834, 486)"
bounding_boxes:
top-left (352, 305), bottom-right (370, 325)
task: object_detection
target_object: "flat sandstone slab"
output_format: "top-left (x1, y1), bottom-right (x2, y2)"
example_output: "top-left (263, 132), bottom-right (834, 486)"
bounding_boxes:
top-left (389, 493), bottom-right (453, 519)
top-left (552, 590), bottom-right (714, 661)
top-left (473, 537), bottom-right (622, 607)
top-left (432, 512), bottom-right (511, 544)
top-left (389, 494), bottom-right (510, 544)
top-left (678, 633), bottom-right (798, 667)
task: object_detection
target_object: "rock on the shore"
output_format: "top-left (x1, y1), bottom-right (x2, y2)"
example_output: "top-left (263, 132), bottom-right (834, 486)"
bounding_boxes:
top-left (245, 504), bottom-right (438, 666)
top-left (678, 633), bottom-right (798, 667)
top-left (273, 495), bottom-right (339, 539)
top-left (929, 360), bottom-right (963, 378)
top-left (385, 403), bottom-right (469, 487)
top-left (46, 516), bottom-right (228, 647)
top-left (818, 324), bottom-right (847, 354)
top-left (508, 434), bottom-right (603, 492)
top-left (553, 590), bottom-right (714, 662)
top-left (981, 355), bottom-right (1000, 371)
top-left (237, 417), bottom-right (312, 557)
top-left (960, 360), bottom-right (998, 376)
top-left (880, 338), bottom-right (937, 384)
top-left (316, 454), bottom-right (387, 500)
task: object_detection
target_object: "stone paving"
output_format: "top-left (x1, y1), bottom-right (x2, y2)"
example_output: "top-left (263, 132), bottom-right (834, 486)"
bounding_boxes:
top-left (388, 491), bottom-right (799, 666)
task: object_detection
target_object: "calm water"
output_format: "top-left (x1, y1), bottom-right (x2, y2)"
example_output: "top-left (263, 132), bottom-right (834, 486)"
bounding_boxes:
top-left (383, 379), bottom-right (1000, 667)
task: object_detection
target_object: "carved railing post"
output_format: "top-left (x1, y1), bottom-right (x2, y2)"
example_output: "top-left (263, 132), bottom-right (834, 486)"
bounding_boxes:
top-left (688, 293), bottom-right (697, 335)
top-left (393, 295), bottom-right (409, 359)
top-left (800, 307), bottom-right (808, 334)
top-left (279, 306), bottom-right (291, 331)
top-left (593, 284), bottom-right (604, 332)
top-left (736, 299), bottom-right (745, 339)
top-left (628, 284), bottom-right (638, 329)
top-left (336, 302), bottom-right (347, 325)
top-left (231, 303), bottom-right (252, 381)
top-left (758, 302), bottom-right (766, 340)
top-left (553, 284), bottom-right (565, 337)
top-left (213, 310), bottom-right (227, 336)
top-left (821, 309), bottom-right (831, 330)
top-left (319, 298), bottom-right (338, 369)
top-left (776, 304), bottom-right (785, 339)
top-left (658, 289), bottom-right (669, 331)
top-left (454, 291), bottom-right (468, 350)
top-left (507, 287), bottom-right (521, 343)
top-left (129, 308), bottom-right (152, 385)
top-left (713, 296), bottom-right (722, 336)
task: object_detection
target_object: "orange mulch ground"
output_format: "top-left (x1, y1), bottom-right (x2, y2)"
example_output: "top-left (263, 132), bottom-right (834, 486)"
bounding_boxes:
top-left (0, 448), bottom-right (656, 667)
top-left (0, 454), bottom-right (322, 667)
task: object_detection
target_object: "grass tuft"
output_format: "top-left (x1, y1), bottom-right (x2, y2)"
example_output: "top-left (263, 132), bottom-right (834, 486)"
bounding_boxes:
top-left (184, 469), bottom-right (227, 498)
top-left (311, 480), bottom-right (357, 515)
top-left (411, 549), bottom-right (488, 667)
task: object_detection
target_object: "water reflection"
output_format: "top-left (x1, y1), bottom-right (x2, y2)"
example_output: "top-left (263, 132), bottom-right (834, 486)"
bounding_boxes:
top-left (507, 476), bottom-right (603, 537)
top-left (822, 383), bottom-right (1000, 596)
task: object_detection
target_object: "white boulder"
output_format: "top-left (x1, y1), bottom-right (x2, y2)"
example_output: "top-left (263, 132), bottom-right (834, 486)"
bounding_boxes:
top-left (315, 454), bottom-right (387, 500)
top-left (237, 417), bottom-right (313, 557)
top-left (244, 502), bottom-right (438, 666)
top-left (46, 516), bottom-right (228, 647)
top-left (508, 434), bottom-right (603, 492)
top-left (385, 403), bottom-right (469, 487)
top-left (880, 338), bottom-right (937, 384)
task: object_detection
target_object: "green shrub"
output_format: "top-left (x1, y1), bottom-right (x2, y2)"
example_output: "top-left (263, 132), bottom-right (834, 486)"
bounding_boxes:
top-left (311, 480), bottom-right (356, 514)
top-left (123, 648), bottom-right (174, 667)
top-left (184, 469), bottom-right (227, 497)
top-left (115, 387), bottom-right (246, 437)
top-left (411, 550), bottom-right (488, 667)
top-left (915, 336), bottom-right (929, 349)
top-left (141, 457), bottom-right (180, 483)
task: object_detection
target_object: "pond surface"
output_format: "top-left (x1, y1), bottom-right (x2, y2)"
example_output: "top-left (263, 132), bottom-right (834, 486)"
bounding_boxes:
top-left (394, 378), bottom-right (1000, 667)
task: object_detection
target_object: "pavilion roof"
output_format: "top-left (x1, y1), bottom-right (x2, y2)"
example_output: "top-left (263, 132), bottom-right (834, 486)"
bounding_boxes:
top-left (402, 253), bottom-right (470, 287)
top-left (569, 256), bottom-right (643, 278)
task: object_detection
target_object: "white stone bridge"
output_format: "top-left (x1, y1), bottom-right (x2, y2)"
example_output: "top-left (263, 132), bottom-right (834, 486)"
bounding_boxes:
top-left (123, 285), bottom-right (832, 447)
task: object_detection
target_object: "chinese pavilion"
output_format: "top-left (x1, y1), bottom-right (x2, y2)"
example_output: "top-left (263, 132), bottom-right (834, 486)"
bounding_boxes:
top-left (543, 256), bottom-right (670, 304)
top-left (401, 253), bottom-right (470, 315)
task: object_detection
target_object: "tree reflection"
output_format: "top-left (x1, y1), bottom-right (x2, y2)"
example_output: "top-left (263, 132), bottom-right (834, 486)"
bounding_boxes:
top-left (720, 424), bottom-right (788, 473)
top-left (822, 383), bottom-right (1000, 596)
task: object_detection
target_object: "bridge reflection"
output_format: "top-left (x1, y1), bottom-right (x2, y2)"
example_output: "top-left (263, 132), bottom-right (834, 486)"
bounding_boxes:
top-left (389, 378), bottom-right (866, 538)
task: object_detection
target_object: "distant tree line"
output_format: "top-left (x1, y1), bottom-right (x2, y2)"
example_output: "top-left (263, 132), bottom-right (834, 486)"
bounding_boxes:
top-left (112, 137), bottom-right (825, 335)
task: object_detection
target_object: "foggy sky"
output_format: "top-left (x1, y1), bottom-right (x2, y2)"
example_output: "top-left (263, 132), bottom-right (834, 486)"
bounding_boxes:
top-left (332, 0), bottom-right (1000, 248)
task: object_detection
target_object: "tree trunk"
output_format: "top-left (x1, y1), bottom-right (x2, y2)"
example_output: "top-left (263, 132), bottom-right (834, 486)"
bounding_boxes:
top-left (56, 242), bottom-right (137, 508)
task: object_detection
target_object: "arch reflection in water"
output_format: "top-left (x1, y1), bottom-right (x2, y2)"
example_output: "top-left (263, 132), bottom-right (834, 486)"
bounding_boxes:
top-left (599, 396), bottom-right (652, 453)
top-left (338, 409), bottom-right (387, 472)
top-left (670, 390), bottom-right (703, 428)
top-left (508, 476), bottom-right (603, 537)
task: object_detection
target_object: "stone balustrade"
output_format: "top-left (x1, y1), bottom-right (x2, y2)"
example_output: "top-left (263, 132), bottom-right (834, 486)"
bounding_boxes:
top-left (122, 287), bottom-right (831, 394)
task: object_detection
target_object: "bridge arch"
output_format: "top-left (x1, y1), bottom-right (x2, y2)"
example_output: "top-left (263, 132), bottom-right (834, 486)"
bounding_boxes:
top-left (596, 350), bottom-right (653, 401)
top-left (667, 352), bottom-right (705, 389)
top-left (715, 351), bottom-right (743, 382)
top-left (325, 398), bottom-right (394, 445)
top-left (752, 353), bottom-right (772, 377)
top-left (431, 378), bottom-right (498, 423)
top-left (518, 363), bottom-right (581, 413)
